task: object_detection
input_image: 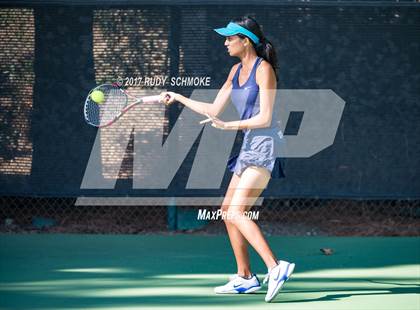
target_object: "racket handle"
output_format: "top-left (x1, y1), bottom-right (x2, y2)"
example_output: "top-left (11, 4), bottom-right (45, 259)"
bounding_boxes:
top-left (141, 95), bottom-right (162, 103)
top-left (199, 118), bottom-right (212, 124)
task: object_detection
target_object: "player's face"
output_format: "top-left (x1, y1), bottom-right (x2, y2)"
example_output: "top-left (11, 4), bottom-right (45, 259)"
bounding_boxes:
top-left (224, 35), bottom-right (245, 56)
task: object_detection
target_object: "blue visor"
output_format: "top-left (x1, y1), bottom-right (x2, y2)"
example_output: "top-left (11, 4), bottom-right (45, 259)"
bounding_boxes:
top-left (214, 22), bottom-right (260, 45)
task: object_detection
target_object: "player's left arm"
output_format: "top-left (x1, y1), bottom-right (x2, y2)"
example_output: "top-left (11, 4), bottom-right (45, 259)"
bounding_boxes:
top-left (221, 60), bottom-right (276, 130)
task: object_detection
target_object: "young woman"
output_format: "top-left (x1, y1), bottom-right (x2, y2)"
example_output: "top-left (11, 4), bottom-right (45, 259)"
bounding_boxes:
top-left (161, 16), bottom-right (295, 303)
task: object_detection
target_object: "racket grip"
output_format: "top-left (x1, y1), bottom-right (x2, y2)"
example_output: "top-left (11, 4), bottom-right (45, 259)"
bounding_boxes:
top-left (141, 95), bottom-right (162, 103)
top-left (199, 118), bottom-right (212, 124)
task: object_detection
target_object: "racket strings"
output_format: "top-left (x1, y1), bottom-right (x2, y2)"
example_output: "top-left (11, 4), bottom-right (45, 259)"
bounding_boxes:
top-left (101, 87), bottom-right (127, 123)
top-left (85, 84), bottom-right (128, 127)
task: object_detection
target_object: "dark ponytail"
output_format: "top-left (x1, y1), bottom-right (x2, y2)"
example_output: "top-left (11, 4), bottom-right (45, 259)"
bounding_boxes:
top-left (232, 16), bottom-right (278, 80)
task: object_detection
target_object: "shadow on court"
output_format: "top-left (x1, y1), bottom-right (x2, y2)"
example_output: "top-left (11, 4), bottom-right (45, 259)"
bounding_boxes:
top-left (0, 234), bottom-right (419, 310)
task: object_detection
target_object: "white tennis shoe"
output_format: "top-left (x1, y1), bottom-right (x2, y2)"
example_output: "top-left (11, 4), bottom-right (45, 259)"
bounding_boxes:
top-left (214, 274), bottom-right (262, 294)
top-left (264, 260), bottom-right (295, 302)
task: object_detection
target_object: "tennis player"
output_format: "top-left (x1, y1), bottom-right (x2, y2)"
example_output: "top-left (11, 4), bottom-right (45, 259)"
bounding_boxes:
top-left (161, 16), bottom-right (295, 302)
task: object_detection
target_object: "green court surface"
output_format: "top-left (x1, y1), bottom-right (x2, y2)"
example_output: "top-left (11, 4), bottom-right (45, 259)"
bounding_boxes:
top-left (0, 234), bottom-right (419, 310)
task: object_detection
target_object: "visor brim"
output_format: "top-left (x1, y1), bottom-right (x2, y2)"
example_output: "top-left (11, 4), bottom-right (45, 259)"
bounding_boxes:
top-left (214, 27), bottom-right (238, 37)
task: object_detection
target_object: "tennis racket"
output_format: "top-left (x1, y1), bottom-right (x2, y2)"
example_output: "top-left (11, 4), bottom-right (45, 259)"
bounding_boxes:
top-left (84, 83), bottom-right (169, 128)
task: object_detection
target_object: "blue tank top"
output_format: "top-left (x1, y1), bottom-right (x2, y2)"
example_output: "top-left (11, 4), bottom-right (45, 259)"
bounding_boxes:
top-left (228, 56), bottom-right (286, 178)
top-left (230, 56), bottom-right (283, 137)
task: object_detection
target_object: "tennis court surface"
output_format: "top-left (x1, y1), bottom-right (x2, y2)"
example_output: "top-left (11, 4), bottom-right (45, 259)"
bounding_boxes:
top-left (1, 234), bottom-right (419, 310)
top-left (1, 2), bottom-right (420, 310)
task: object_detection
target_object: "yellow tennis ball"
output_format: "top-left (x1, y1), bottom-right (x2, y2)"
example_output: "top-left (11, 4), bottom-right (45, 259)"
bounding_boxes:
top-left (90, 90), bottom-right (105, 104)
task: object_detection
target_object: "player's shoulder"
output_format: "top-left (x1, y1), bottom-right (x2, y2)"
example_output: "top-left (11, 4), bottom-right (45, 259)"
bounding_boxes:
top-left (257, 59), bottom-right (273, 73)
top-left (256, 59), bottom-right (276, 80)
top-left (256, 59), bottom-right (277, 86)
top-left (227, 63), bottom-right (241, 80)
top-left (230, 62), bottom-right (241, 73)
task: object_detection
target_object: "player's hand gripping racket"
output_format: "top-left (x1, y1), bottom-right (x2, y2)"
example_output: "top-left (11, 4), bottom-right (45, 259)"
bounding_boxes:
top-left (84, 83), bottom-right (170, 128)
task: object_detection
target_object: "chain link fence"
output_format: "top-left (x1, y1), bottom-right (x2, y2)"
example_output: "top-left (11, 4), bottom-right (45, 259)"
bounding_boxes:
top-left (1, 196), bottom-right (419, 236)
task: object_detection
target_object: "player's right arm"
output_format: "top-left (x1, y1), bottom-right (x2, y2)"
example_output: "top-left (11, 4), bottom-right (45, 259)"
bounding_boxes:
top-left (161, 64), bottom-right (239, 117)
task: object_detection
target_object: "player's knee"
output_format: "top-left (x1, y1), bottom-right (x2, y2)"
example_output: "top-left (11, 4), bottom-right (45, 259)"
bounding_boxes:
top-left (229, 210), bottom-right (244, 225)
top-left (220, 197), bottom-right (231, 212)
top-left (224, 205), bottom-right (246, 226)
top-left (220, 202), bottom-right (229, 212)
top-left (220, 204), bottom-right (232, 224)
top-left (220, 208), bottom-right (228, 224)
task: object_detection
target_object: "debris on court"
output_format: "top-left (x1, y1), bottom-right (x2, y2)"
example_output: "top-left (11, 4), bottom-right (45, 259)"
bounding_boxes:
top-left (320, 248), bottom-right (334, 255)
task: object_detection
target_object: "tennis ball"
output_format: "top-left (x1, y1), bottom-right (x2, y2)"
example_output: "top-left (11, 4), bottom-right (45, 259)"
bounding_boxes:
top-left (90, 90), bottom-right (105, 104)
